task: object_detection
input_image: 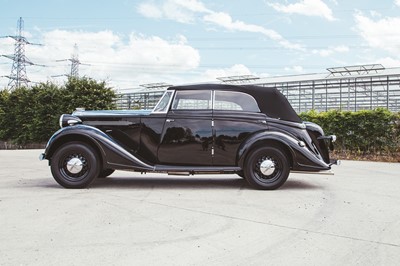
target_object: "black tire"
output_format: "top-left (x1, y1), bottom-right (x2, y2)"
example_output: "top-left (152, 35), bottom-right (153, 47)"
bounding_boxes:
top-left (98, 169), bottom-right (115, 178)
top-left (244, 146), bottom-right (290, 190)
top-left (50, 142), bottom-right (100, 188)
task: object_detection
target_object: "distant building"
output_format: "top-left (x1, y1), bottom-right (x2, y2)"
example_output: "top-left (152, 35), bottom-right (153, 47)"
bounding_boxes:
top-left (114, 64), bottom-right (400, 112)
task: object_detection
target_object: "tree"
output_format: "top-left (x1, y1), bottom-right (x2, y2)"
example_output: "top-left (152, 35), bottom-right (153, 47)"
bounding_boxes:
top-left (63, 76), bottom-right (116, 112)
top-left (0, 90), bottom-right (11, 140)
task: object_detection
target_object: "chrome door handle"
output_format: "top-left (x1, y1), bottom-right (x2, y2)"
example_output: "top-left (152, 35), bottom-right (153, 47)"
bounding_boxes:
top-left (166, 119), bottom-right (175, 122)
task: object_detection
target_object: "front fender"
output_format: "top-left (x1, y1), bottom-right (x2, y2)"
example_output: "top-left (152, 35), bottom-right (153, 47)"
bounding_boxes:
top-left (237, 131), bottom-right (330, 171)
top-left (43, 124), bottom-right (154, 171)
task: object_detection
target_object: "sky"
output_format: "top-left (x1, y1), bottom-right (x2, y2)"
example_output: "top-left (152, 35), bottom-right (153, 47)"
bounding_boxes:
top-left (1, 0), bottom-right (400, 92)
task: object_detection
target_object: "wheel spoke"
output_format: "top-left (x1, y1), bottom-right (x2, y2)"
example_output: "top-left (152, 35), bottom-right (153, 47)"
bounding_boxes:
top-left (60, 153), bottom-right (89, 181)
top-left (253, 155), bottom-right (283, 182)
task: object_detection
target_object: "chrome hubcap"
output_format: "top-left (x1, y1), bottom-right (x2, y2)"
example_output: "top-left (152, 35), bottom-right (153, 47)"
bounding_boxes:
top-left (260, 159), bottom-right (275, 176)
top-left (66, 157), bottom-right (84, 174)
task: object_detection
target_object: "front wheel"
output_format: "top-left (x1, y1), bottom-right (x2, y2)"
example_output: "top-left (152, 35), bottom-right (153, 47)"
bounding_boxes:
top-left (244, 146), bottom-right (290, 190)
top-left (50, 142), bottom-right (100, 188)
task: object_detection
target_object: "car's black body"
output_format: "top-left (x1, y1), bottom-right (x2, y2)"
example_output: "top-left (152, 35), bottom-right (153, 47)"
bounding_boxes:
top-left (40, 84), bottom-right (338, 190)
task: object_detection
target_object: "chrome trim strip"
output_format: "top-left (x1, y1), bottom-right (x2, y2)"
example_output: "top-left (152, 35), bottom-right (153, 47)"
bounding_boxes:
top-left (83, 121), bottom-right (134, 126)
top-left (73, 110), bottom-right (152, 117)
top-left (212, 90), bottom-right (215, 110)
top-left (266, 117), bottom-right (306, 129)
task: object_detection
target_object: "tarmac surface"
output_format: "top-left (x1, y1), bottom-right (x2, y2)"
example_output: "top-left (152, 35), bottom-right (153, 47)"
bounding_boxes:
top-left (0, 149), bottom-right (399, 265)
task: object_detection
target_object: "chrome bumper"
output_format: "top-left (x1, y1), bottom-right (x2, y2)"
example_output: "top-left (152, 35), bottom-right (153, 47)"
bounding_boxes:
top-left (318, 134), bottom-right (337, 151)
top-left (318, 134), bottom-right (336, 142)
top-left (330, 159), bottom-right (341, 166)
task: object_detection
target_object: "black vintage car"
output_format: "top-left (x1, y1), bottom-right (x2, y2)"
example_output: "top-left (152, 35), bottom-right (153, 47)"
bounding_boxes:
top-left (40, 84), bottom-right (338, 190)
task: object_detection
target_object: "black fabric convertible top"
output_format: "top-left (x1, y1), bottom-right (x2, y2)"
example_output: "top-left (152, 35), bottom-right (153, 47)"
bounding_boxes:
top-left (170, 84), bottom-right (302, 123)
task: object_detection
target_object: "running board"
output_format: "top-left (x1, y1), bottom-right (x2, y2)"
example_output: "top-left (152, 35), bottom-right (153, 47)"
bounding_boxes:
top-left (154, 165), bottom-right (242, 174)
top-left (291, 170), bottom-right (334, 175)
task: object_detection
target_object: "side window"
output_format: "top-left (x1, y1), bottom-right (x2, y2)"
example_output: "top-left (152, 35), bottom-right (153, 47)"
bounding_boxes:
top-left (214, 91), bottom-right (260, 112)
top-left (172, 90), bottom-right (212, 110)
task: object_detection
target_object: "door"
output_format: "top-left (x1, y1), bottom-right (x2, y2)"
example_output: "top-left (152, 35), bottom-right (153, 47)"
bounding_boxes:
top-left (158, 90), bottom-right (213, 165)
top-left (212, 90), bottom-right (268, 166)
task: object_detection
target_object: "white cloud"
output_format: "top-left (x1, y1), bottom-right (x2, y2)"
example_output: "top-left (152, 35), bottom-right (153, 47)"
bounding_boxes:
top-left (312, 45), bottom-right (349, 57)
top-left (0, 38), bottom-right (16, 89)
top-left (0, 38), bottom-right (15, 55)
top-left (171, 0), bottom-right (211, 13)
top-left (284, 65), bottom-right (304, 73)
top-left (137, 0), bottom-right (211, 23)
top-left (138, 0), bottom-right (303, 50)
top-left (201, 64), bottom-right (252, 81)
top-left (395, 0), bottom-right (400, 7)
top-left (203, 12), bottom-right (303, 50)
top-left (369, 10), bottom-right (382, 18)
top-left (137, 2), bottom-right (163, 19)
top-left (268, 0), bottom-right (336, 21)
top-left (375, 57), bottom-right (400, 68)
top-left (354, 12), bottom-right (400, 55)
top-left (1, 30), bottom-right (201, 89)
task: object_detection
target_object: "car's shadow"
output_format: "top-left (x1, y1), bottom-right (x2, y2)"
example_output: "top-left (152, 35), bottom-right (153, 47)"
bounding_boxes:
top-left (83, 175), bottom-right (322, 190)
top-left (92, 176), bottom-right (247, 190)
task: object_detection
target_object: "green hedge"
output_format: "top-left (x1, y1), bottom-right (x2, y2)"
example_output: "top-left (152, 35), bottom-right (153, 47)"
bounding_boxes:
top-left (0, 77), bottom-right (115, 145)
top-left (299, 109), bottom-right (400, 154)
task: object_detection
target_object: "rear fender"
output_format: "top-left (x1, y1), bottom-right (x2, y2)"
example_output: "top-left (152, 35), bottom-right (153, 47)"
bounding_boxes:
top-left (237, 131), bottom-right (330, 171)
top-left (43, 124), bottom-right (154, 171)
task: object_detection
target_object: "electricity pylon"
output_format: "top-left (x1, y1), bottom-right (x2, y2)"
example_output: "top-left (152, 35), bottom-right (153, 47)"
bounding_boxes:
top-left (56, 44), bottom-right (89, 78)
top-left (1, 17), bottom-right (43, 90)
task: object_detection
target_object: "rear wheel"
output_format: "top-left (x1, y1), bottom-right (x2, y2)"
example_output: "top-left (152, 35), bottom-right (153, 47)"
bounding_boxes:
top-left (50, 142), bottom-right (100, 188)
top-left (244, 146), bottom-right (290, 190)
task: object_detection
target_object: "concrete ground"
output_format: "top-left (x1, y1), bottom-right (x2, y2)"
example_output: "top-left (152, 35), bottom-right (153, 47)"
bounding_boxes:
top-left (0, 150), bottom-right (399, 266)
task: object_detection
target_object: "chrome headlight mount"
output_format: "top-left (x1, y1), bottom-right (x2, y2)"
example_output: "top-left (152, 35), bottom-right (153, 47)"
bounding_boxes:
top-left (59, 114), bottom-right (82, 128)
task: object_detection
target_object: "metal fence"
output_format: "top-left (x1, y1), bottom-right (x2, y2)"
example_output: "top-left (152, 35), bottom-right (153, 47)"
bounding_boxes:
top-left (114, 91), bottom-right (164, 110)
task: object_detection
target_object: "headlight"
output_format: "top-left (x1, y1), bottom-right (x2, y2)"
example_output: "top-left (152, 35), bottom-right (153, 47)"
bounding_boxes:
top-left (59, 114), bottom-right (82, 128)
